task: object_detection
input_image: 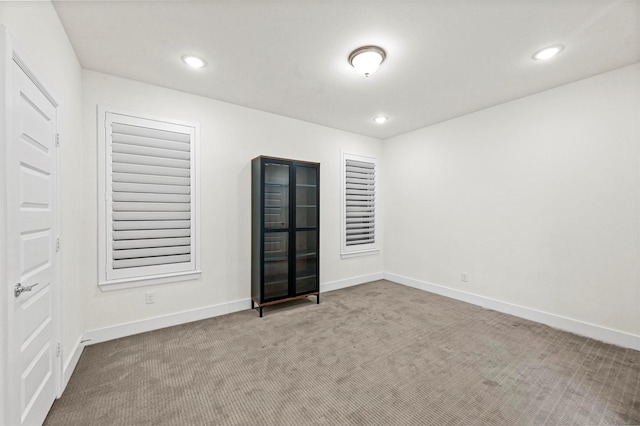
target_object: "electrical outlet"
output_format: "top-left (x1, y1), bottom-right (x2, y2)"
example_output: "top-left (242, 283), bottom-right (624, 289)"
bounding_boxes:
top-left (145, 291), bottom-right (156, 304)
top-left (461, 272), bottom-right (469, 282)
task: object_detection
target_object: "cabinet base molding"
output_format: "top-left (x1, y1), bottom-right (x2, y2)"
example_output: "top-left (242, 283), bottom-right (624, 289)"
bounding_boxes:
top-left (251, 292), bottom-right (320, 317)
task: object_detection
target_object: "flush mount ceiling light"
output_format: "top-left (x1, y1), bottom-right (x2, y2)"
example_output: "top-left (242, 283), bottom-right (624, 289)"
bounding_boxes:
top-left (349, 46), bottom-right (386, 77)
top-left (373, 116), bottom-right (388, 124)
top-left (532, 45), bottom-right (564, 61)
top-left (182, 54), bottom-right (206, 69)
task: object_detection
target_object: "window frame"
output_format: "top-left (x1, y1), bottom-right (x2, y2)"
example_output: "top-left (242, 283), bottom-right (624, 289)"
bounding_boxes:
top-left (341, 152), bottom-right (378, 258)
top-left (97, 106), bottom-right (201, 290)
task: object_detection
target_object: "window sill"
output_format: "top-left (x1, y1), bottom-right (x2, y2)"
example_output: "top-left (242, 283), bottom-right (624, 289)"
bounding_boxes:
top-left (341, 249), bottom-right (379, 259)
top-left (99, 270), bottom-right (202, 291)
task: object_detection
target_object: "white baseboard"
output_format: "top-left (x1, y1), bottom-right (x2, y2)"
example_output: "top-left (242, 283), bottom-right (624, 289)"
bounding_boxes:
top-left (321, 272), bottom-right (384, 293)
top-left (59, 272), bottom-right (637, 400)
top-left (61, 336), bottom-right (84, 396)
top-left (384, 272), bottom-right (640, 351)
top-left (82, 275), bottom-right (383, 347)
top-left (82, 298), bottom-right (250, 346)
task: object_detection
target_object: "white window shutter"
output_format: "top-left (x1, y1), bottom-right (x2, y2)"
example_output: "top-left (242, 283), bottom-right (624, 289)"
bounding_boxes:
top-left (99, 109), bottom-right (200, 287)
top-left (342, 153), bottom-right (377, 255)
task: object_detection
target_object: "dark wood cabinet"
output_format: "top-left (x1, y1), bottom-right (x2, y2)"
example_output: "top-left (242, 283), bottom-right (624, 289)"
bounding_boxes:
top-left (251, 156), bottom-right (320, 317)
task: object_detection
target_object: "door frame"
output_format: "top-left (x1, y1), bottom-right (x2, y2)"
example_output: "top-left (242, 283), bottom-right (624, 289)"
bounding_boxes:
top-left (0, 26), bottom-right (62, 425)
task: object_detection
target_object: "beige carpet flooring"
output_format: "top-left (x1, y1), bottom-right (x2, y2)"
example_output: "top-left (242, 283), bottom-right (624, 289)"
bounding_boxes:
top-left (45, 280), bottom-right (640, 425)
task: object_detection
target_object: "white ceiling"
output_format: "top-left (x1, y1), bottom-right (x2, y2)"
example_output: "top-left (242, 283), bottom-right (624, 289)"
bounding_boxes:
top-left (52, 0), bottom-right (640, 139)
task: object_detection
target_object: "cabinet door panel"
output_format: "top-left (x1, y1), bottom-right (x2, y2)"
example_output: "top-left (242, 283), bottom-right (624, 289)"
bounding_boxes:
top-left (295, 230), bottom-right (317, 294)
top-left (264, 162), bottom-right (289, 229)
top-left (264, 232), bottom-right (289, 299)
top-left (295, 165), bottom-right (317, 228)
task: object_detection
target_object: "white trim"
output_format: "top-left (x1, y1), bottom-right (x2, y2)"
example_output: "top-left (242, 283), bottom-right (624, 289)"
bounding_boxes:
top-left (341, 152), bottom-right (378, 256)
top-left (0, 26), bottom-right (9, 426)
top-left (384, 272), bottom-right (640, 351)
top-left (53, 89), bottom-right (63, 399)
top-left (82, 298), bottom-right (249, 345)
top-left (340, 248), bottom-right (380, 259)
top-left (99, 270), bottom-right (201, 291)
top-left (320, 272), bottom-right (384, 293)
top-left (82, 274), bottom-right (385, 346)
top-left (62, 337), bottom-right (85, 393)
top-left (61, 271), bottom-right (638, 392)
top-left (97, 106), bottom-right (201, 288)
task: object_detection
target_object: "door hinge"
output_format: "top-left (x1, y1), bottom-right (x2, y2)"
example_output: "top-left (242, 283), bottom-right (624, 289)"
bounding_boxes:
top-left (56, 238), bottom-right (60, 252)
top-left (56, 342), bottom-right (61, 358)
top-left (55, 133), bottom-right (60, 147)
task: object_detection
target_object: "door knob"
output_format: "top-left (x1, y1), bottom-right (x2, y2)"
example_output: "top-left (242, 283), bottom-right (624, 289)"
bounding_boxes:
top-left (14, 282), bottom-right (39, 298)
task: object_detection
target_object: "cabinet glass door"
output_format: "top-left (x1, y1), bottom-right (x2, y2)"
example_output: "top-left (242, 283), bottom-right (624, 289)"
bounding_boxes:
top-left (295, 230), bottom-right (317, 294)
top-left (264, 163), bottom-right (289, 229)
top-left (264, 232), bottom-right (289, 300)
top-left (295, 166), bottom-right (317, 228)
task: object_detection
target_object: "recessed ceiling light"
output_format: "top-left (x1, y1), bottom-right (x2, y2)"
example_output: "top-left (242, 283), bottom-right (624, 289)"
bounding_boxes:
top-left (182, 55), bottom-right (206, 69)
top-left (532, 45), bottom-right (564, 61)
top-left (373, 116), bottom-right (388, 124)
top-left (349, 46), bottom-right (386, 77)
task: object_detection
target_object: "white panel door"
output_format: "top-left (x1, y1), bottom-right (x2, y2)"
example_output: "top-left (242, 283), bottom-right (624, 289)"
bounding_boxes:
top-left (5, 57), bottom-right (59, 426)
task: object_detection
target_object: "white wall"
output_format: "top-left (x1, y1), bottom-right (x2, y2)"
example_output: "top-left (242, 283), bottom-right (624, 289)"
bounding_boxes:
top-left (82, 70), bottom-right (384, 333)
top-left (0, 0), bottom-right (84, 383)
top-left (383, 64), bottom-right (640, 339)
top-left (2, 4), bottom-right (637, 401)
